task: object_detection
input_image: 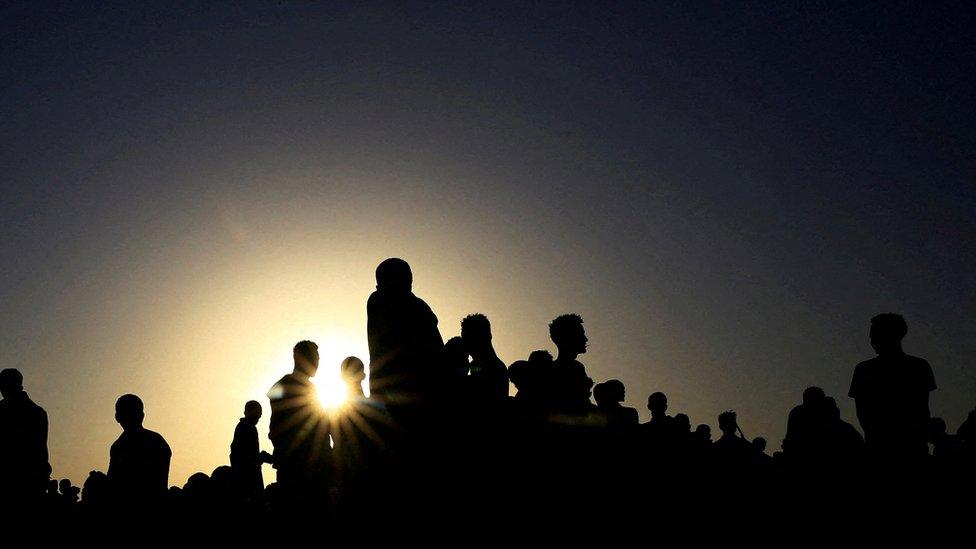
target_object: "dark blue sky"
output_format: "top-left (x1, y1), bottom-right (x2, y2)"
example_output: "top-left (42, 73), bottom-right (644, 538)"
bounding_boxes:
top-left (2, 1), bottom-right (974, 484)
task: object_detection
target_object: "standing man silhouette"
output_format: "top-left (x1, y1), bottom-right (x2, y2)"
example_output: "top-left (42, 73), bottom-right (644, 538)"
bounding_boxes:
top-left (107, 394), bottom-right (172, 508)
top-left (0, 368), bottom-right (51, 503)
top-left (849, 313), bottom-right (936, 462)
top-left (548, 314), bottom-right (593, 413)
top-left (230, 400), bottom-right (273, 502)
top-left (366, 258), bottom-right (444, 412)
top-left (268, 340), bottom-right (330, 510)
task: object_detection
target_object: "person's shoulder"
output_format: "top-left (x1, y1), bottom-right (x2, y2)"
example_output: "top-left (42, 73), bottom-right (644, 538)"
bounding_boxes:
top-left (904, 354), bottom-right (931, 368)
top-left (143, 429), bottom-right (170, 448)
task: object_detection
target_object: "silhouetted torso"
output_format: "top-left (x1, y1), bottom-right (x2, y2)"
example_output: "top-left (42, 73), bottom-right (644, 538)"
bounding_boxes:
top-left (230, 418), bottom-right (264, 497)
top-left (550, 357), bottom-right (590, 412)
top-left (107, 427), bottom-right (171, 505)
top-left (0, 391), bottom-right (50, 498)
top-left (849, 353), bottom-right (935, 455)
top-left (367, 288), bottom-right (444, 404)
top-left (469, 355), bottom-right (509, 404)
top-left (268, 373), bottom-right (328, 471)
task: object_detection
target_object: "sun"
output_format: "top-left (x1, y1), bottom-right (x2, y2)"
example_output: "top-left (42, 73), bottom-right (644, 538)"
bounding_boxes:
top-left (312, 374), bottom-right (350, 410)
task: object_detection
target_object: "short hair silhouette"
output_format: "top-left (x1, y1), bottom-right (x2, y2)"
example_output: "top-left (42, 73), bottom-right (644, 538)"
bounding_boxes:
top-left (244, 400), bottom-right (262, 419)
top-left (0, 368), bottom-right (23, 394)
top-left (528, 349), bottom-right (554, 366)
top-left (341, 356), bottom-right (366, 381)
top-left (870, 313), bottom-right (908, 349)
top-left (802, 386), bottom-right (825, 405)
top-left (461, 313), bottom-right (491, 342)
top-left (594, 379), bottom-right (625, 405)
top-left (376, 257), bottom-right (412, 290)
top-left (647, 392), bottom-right (668, 415)
top-left (293, 340), bottom-right (319, 376)
top-left (549, 314), bottom-right (586, 352)
top-left (115, 394), bottom-right (145, 430)
top-left (718, 410), bottom-right (738, 434)
top-left (752, 437), bottom-right (767, 453)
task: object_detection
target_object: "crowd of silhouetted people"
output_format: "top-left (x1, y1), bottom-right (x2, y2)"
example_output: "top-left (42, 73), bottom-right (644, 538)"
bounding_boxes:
top-left (2, 258), bottom-right (975, 526)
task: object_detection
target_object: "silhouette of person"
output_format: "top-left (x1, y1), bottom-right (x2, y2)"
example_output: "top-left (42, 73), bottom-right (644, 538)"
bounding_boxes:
top-left (849, 314), bottom-right (936, 461)
top-left (0, 368), bottom-right (50, 502)
top-left (713, 410), bottom-right (752, 474)
top-left (107, 394), bottom-right (172, 508)
top-left (642, 391), bottom-right (674, 442)
top-left (783, 386), bottom-right (827, 460)
top-left (230, 400), bottom-right (273, 501)
top-left (593, 380), bottom-right (638, 427)
top-left (267, 340), bottom-right (330, 509)
top-left (59, 478), bottom-right (80, 505)
top-left (367, 258), bottom-right (445, 409)
top-left (461, 313), bottom-right (509, 405)
top-left (442, 336), bottom-right (470, 399)
top-left (548, 314), bottom-right (593, 412)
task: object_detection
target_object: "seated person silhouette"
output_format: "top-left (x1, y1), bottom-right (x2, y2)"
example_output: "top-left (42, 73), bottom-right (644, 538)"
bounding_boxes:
top-left (58, 478), bottom-right (81, 504)
top-left (461, 313), bottom-right (509, 405)
top-left (107, 394), bottom-right (172, 508)
top-left (849, 314), bottom-right (936, 461)
top-left (593, 380), bottom-right (639, 427)
top-left (367, 258), bottom-right (445, 408)
top-left (0, 368), bottom-right (51, 502)
top-left (230, 400), bottom-right (273, 501)
top-left (642, 391), bottom-right (674, 443)
top-left (782, 386), bottom-right (827, 460)
top-left (548, 314), bottom-right (593, 413)
top-left (268, 340), bottom-right (331, 506)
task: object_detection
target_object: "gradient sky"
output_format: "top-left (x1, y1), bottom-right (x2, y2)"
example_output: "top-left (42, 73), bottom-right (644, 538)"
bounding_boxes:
top-left (2, 1), bottom-right (974, 487)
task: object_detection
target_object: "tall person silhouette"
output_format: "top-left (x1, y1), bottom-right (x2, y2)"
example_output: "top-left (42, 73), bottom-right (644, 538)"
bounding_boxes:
top-left (107, 394), bottom-right (171, 509)
top-left (548, 314), bottom-right (593, 413)
top-left (367, 258), bottom-right (444, 412)
top-left (0, 369), bottom-right (51, 503)
top-left (268, 340), bottom-right (331, 510)
top-left (848, 314), bottom-right (936, 462)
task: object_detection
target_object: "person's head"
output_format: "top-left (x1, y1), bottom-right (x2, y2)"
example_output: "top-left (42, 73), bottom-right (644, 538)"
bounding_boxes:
top-left (695, 424), bottom-right (712, 442)
top-left (870, 313), bottom-right (908, 355)
top-left (528, 349), bottom-right (554, 368)
top-left (293, 340), bottom-right (319, 377)
top-left (59, 478), bottom-right (72, 493)
top-left (444, 336), bottom-right (470, 374)
top-left (341, 356), bottom-right (366, 385)
top-left (508, 360), bottom-right (530, 392)
top-left (549, 314), bottom-right (587, 357)
top-left (244, 400), bottom-right (262, 423)
top-left (647, 391), bottom-right (668, 417)
top-left (115, 394), bottom-right (145, 431)
top-left (375, 258), bottom-right (412, 293)
top-left (802, 386), bottom-right (825, 406)
top-left (927, 417), bottom-right (948, 442)
top-left (674, 413), bottom-right (691, 433)
top-left (824, 396), bottom-right (841, 421)
top-left (752, 437), bottom-right (767, 454)
top-left (593, 379), bottom-right (625, 407)
top-left (461, 313), bottom-right (493, 355)
top-left (0, 368), bottom-right (24, 398)
top-left (718, 410), bottom-right (738, 435)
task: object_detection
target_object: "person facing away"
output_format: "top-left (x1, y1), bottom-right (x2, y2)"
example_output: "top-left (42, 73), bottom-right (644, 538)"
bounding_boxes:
top-left (782, 386), bottom-right (827, 459)
top-left (848, 314), bottom-right (936, 460)
top-left (548, 314), bottom-right (593, 412)
top-left (461, 313), bottom-right (509, 405)
top-left (268, 340), bottom-right (331, 492)
top-left (230, 400), bottom-right (273, 501)
top-left (107, 394), bottom-right (172, 507)
top-left (592, 380), bottom-right (639, 427)
top-left (367, 258), bottom-right (445, 406)
top-left (0, 368), bottom-right (51, 501)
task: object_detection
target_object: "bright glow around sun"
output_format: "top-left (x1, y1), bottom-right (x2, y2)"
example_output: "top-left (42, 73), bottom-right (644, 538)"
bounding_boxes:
top-left (312, 374), bottom-right (350, 410)
top-left (255, 329), bottom-right (370, 412)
